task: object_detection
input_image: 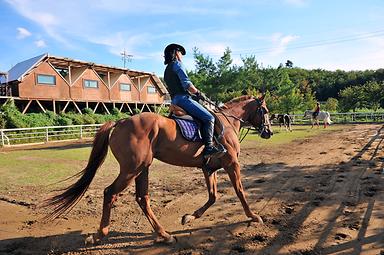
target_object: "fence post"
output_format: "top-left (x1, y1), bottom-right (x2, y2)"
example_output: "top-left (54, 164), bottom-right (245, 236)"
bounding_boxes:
top-left (80, 125), bottom-right (83, 139)
top-left (45, 128), bottom-right (49, 142)
top-left (1, 130), bottom-right (4, 147)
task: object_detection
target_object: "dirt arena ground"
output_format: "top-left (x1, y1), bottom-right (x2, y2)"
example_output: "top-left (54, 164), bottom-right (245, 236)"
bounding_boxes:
top-left (0, 124), bottom-right (383, 255)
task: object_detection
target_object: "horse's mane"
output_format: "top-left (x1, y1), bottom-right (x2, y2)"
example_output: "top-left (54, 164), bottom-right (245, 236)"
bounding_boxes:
top-left (223, 95), bottom-right (254, 108)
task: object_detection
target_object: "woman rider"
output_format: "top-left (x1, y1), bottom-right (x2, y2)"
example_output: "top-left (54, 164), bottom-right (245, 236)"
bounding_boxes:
top-left (313, 102), bottom-right (320, 119)
top-left (163, 43), bottom-right (225, 159)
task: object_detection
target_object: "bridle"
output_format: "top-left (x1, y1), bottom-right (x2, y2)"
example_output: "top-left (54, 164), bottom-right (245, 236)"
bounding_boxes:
top-left (215, 97), bottom-right (270, 142)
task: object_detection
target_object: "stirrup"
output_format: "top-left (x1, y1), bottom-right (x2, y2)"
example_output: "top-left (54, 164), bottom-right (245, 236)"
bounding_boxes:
top-left (203, 145), bottom-right (226, 159)
top-left (202, 158), bottom-right (216, 176)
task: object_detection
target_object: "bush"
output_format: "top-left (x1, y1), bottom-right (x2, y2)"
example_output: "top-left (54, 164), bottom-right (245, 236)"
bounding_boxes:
top-left (0, 99), bottom-right (28, 128)
top-left (0, 112), bottom-right (5, 129)
top-left (56, 115), bottom-right (73, 126)
top-left (82, 114), bottom-right (96, 124)
top-left (0, 101), bottom-right (133, 129)
top-left (24, 112), bottom-right (56, 127)
top-left (62, 112), bottom-right (85, 125)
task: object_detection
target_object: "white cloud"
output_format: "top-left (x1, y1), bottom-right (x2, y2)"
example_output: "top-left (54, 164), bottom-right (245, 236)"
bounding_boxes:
top-left (16, 27), bottom-right (31, 39)
top-left (269, 33), bottom-right (300, 56)
top-left (35, 39), bottom-right (47, 48)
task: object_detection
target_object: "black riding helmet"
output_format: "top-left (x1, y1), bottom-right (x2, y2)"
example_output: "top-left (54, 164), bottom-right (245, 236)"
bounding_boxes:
top-left (164, 43), bottom-right (186, 65)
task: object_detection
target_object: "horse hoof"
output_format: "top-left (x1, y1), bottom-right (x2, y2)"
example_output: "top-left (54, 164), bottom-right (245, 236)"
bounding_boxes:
top-left (154, 235), bottom-right (177, 245)
top-left (251, 215), bottom-right (264, 224)
top-left (181, 214), bottom-right (195, 225)
top-left (85, 234), bottom-right (100, 246)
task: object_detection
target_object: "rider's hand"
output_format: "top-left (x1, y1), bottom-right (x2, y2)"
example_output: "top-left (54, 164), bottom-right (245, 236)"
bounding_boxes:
top-left (195, 91), bottom-right (206, 101)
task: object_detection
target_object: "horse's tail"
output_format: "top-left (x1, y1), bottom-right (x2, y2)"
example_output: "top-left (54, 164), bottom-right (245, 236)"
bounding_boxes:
top-left (327, 112), bottom-right (332, 125)
top-left (325, 112), bottom-right (332, 124)
top-left (43, 121), bottom-right (116, 219)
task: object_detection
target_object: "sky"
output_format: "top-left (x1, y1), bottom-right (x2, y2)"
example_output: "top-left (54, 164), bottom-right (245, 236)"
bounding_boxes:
top-left (1, 0), bottom-right (384, 77)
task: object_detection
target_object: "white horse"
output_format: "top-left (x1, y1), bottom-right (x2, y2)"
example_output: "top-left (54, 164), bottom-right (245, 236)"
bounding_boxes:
top-left (303, 110), bottom-right (332, 128)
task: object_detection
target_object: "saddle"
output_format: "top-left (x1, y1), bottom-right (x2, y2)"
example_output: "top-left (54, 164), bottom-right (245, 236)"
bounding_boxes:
top-left (168, 104), bottom-right (224, 142)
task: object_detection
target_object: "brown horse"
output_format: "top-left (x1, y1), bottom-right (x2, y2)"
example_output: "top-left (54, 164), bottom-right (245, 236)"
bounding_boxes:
top-left (44, 95), bottom-right (273, 244)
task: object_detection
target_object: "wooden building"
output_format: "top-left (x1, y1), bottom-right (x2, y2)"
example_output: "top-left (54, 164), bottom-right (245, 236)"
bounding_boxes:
top-left (0, 54), bottom-right (169, 114)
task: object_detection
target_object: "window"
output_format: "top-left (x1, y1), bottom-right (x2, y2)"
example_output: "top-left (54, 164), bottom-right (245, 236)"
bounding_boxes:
top-left (37, 74), bottom-right (56, 85)
top-left (83, 79), bottom-right (98, 88)
top-left (147, 85), bottom-right (157, 94)
top-left (120, 83), bottom-right (131, 91)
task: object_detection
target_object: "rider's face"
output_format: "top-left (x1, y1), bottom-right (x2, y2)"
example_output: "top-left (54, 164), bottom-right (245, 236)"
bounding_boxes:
top-left (175, 50), bottom-right (183, 61)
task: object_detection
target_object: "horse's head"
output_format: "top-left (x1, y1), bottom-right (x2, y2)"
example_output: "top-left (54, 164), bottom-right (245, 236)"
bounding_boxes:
top-left (303, 110), bottom-right (310, 118)
top-left (245, 95), bottom-right (273, 139)
top-left (270, 113), bottom-right (277, 121)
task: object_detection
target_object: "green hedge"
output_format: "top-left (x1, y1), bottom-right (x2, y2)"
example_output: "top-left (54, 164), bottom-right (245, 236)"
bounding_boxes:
top-left (0, 99), bottom-right (134, 129)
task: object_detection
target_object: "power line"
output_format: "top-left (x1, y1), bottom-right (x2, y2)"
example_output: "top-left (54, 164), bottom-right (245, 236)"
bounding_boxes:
top-left (212, 29), bottom-right (384, 56)
top-left (121, 49), bottom-right (133, 68)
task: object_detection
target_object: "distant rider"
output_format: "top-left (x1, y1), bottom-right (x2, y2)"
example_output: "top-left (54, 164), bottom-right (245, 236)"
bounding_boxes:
top-left (312, 102), bottom-right (320, 119)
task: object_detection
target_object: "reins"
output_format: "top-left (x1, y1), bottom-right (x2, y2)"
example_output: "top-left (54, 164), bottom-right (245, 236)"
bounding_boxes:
top-left (201, 95), bottom-right (267, 143)
top-left (205, 101), bottom-right (259, 143)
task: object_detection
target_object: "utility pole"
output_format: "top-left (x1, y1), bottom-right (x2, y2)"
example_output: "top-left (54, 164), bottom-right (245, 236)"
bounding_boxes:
top-left (120, 49), bottom-right (133, 68)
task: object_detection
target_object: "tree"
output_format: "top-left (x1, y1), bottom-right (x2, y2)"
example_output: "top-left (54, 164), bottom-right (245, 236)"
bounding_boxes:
top-left (362, 81), bottom-right (384, 111)
top-left (324, 98), bottom-right (339, 112)
top-left (285, 60), bottom-right (293, 68)
top-left (274, 70), bottom-right (303, 114)
top-left (339, 86), bottom-right (364, 112)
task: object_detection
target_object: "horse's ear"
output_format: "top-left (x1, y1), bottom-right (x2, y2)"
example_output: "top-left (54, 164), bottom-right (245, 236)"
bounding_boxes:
top-left (259, 93), bottom-right (265, 101)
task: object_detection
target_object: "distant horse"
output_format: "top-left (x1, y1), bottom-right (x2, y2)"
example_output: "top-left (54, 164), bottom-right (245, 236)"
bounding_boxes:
top-left (44, 95), bottom-right (273, 245)
top-left (270, 113), bottom-right (292, 132)
top-left (303, 110), bottom-right (332, 128)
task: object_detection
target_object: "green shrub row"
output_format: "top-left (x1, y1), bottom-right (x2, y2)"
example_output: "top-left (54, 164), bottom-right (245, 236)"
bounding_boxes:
top-left (0, 99), bottom-right (131, 129)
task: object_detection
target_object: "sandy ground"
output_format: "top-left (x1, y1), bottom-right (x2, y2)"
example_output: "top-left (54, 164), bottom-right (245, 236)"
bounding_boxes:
top-left (0, 124), bottom-right (383, 255)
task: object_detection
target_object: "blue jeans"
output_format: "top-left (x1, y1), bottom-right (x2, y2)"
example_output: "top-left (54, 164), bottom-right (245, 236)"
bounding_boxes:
top-left (172, 94), bottom-right (214, 124)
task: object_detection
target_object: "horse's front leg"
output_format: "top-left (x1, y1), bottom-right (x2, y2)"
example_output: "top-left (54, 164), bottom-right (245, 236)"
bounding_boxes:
top-left (181, 171), bottom-right (218, 225)
top-left (226, 162), bottom-right (263, 223)
top-left (135, 168), bottom-right (176, 244)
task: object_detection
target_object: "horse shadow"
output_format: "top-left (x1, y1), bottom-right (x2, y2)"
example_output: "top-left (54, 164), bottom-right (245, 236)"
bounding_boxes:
top-left (0, 230), bottom-right (155, 254)
top-left (0, 221), bottom-right (263, 255)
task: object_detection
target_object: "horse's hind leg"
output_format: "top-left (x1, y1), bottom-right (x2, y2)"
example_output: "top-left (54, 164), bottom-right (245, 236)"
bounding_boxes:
top-left (86, 167), bottom-right (137, 244)
top-left (181, 171), bottom-right (218, 225)
top-left (135, 167), bottom-right (176, 244)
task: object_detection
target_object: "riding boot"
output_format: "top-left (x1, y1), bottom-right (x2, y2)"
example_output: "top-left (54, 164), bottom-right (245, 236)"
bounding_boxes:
top-left (201, 121), bottom-right (226, 160)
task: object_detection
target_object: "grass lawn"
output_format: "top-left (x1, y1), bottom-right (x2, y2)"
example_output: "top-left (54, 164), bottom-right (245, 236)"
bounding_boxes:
top-left (241, 124), bottom-right (342, 148)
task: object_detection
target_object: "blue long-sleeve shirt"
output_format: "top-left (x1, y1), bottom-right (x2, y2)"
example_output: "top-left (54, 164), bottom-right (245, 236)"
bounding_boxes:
top-left (172, 60), bottom-right (192, 90)
top-left (164, 60), bottom-right (193, 97)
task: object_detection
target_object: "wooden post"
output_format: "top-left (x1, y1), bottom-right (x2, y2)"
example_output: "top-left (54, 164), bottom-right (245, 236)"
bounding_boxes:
top-left (72, 101), bottom-right (82, 114)
top-left (22, 100), bottom-right (33, 114)
top-left (101, 102), bottom-right (110, 114)
top-left (35, 100), bottom-right (47, 113)
top-left (126, 103), bottom-right (133, 114)
top-left (1, 130), bottom-right (4, 147)
top-left (93, 102), bottom-right (100, 113)
top-left (53, 100), bottom-right (56, 114)
top-left (62, 101), bottom-right (70, 113)
top-left (45, 128), bottom-right (49, 143)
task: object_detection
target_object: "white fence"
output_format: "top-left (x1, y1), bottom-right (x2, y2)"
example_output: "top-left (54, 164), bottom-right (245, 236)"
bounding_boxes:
top-left (291, 112), bottom-right (384, 124)
top-left (0, 124), bottom-right (102, 147)
top-left (1, 112), bottom-right (384, 147)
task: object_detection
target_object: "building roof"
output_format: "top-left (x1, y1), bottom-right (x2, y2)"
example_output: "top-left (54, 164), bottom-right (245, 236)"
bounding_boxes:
top-left (7, 53), bottom-right (46, 82)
